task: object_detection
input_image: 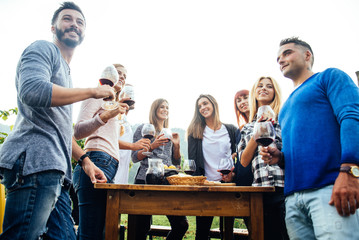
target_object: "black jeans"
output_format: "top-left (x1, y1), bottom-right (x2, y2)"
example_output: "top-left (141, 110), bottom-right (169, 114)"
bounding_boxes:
top-left (195, 216), bottom-right (213, 240)
top-left (133, 179), bottom-right (189, 240)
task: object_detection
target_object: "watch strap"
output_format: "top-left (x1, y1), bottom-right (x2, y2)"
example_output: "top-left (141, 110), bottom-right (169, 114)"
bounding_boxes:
top-left (78, 153), bottom-right (89, 166)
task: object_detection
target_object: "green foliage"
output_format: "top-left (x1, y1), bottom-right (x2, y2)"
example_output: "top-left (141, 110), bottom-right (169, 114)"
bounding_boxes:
top-left (0, 108), bottom-right (18, 121)
top-left (0, 108), bottom-right (18, 144)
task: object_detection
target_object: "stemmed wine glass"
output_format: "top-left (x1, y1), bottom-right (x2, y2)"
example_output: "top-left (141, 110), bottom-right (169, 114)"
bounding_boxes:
top-left (253, 121), bottom-right (276, 179)
top-left (157, 128), bottom-right (173, 159)
top-left (257, 105), bottom-right (276, 121)
top-left (141, 123), bottom-right (156, 157)
top-left (182, 159), bottom-right (196, 175)
top-left (119, 85), bottom-right (135, 107)
top-left (218, 157), bottom-right (234, 175)
top-left (99, 65), bottom-right (120, 110)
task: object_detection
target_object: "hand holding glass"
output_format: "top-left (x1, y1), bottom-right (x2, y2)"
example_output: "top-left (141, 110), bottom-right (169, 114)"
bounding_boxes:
top-left (119, 85), bottom-right (135, 107)
top-left (158, 128), bottom-right (172, 158)
top-left (257, 105), bottom-right (276, 121)
top-left (99, 65), bottom-right (119, 110)
top-left (218, 158), bottom-right (234, 175)
top-left (141, 123), bottom-right (155, 157)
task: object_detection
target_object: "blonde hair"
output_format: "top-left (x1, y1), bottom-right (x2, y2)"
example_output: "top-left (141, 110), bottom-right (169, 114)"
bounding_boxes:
top-left (187, 94), bottom-right (221, 139)
top-left (248, 76), bottom-right (282, 122)
top-left (149, 98), bottom-right (169, 133)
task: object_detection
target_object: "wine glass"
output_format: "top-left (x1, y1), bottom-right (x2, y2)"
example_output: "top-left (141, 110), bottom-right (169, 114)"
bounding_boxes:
top-left (257, 105), bottom-right (276, 121)
top-left (253, 121), bottom-right (276, 179)
top-left (218, 157), bottom-right (234, 175)
top-left (141, 123), bottom-right (156, 157)
top-left (158, 128), bottom-right (173, 159)
top-left (119, 85), bottom-right (135, 107)
top-left (99, 65), bottom-right (120, 110)
top-left (183, 159), bottom-right (196, 176)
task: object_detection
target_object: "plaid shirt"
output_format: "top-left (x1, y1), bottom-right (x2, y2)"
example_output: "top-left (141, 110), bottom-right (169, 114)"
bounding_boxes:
top-left (238, 120), bottom-right (285, 187)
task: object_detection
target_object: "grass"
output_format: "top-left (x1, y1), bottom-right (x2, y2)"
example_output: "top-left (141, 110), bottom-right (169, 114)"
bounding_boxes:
top-left (120, 214), bottom-right (247, 239)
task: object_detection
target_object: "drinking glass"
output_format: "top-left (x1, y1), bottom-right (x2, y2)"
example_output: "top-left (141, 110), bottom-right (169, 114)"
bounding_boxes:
top-left (158, 128), bottom-right (172, 159)
top-left (99, 65), bottom-right (120, 110)
top-left (182, 159), bottom-right (196, 175)
top-left (218, 157), bottom-right (234, 175)
top-left (253, 121), bottom-right (276, 179)
top-left (141, 123), bottom-right (156, 157)
top-left (119, 85), bottom-right (135, 107)
top-left (257, 105), bottom-right (276, 121)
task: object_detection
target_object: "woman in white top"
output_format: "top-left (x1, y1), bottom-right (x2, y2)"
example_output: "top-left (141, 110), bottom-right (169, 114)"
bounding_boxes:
top-left (187, 94), bottom-right (238, 239)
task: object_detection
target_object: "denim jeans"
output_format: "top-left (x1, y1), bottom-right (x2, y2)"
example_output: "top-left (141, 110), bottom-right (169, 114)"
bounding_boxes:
top-left (285, 185), bottom-right (359, 240)
top-left (73, 151), bottom-right (118, 240)
top-left (44, 187), bottom-right (76, 240)
top-left (0, 153), bottom-right (64, 240)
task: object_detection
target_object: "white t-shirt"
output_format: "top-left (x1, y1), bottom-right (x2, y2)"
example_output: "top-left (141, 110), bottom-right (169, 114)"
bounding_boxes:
top-left (113, 121), bottom-right (133, 184)
top-left (202, 124), bottom-right (232, 181)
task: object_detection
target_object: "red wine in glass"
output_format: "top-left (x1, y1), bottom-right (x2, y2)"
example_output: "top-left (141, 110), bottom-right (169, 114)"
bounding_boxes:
top-left (184, 170), bottom-right (195, 175)
top-left (146, 173), bottom-right (163, 184)
top-left (256, 137), bottom-right (274, 147)
top-left (99, 78), bottom-right (114, 87)
top-left (219, 169), bottom-right (231, 175)
top-left (123, 99), bottom-right (135, 107)
top-left (143, 134), bottom-right (154, 140)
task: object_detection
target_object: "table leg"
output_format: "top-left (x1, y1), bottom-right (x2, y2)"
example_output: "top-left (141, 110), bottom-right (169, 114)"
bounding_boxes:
top-left (127, 214), bottom-right (137, 240)
top-left (249, 193), bottom-right (264, 240)
top-left (105, 190), bottom-right (120, 240)
top-left (223, 217), bottom-right (234, 240)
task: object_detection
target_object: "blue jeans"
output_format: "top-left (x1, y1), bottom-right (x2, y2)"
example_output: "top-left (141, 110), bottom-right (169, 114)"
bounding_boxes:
top-left (0, 153), bottom-right (65, 240)
top-left (285, 185), bottom-right (359, 240)
top-left (44, 186), bottom-right (76, 240)
top-left (73, 151), bottom-right (118, 240)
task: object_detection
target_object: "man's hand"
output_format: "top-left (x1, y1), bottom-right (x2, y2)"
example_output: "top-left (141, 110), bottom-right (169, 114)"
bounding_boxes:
top-left (329, 169), bottom-right (359, 216)
top-left (93, 85), bottom-right (115, 100)
top-left (259, 144), bottom-right (281, 165)
top-left (81, 157), bottom-right (107, 183)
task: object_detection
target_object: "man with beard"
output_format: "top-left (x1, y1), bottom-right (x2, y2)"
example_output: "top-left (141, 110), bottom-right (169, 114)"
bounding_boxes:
top-left (0, 2), bottom-right (115, 239)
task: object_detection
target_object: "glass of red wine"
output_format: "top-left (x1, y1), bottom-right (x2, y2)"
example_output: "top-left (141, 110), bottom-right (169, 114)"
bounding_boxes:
top-left (141, 123), bottom-right (155, 157)
top-left (183, 159), bottom-right (196, 175)
top-left (99, 65), bottom-right (120, 110)
top-left (119, 85), bottom-right (135, 107)
top-left (218, 157), bottom-right (234, 175)
top-left (158, 128), bottom-right (172, 159)
top-left (253, 121), bottom-right (276, 179)
top-left (145, 158), bottom-right (164, 185)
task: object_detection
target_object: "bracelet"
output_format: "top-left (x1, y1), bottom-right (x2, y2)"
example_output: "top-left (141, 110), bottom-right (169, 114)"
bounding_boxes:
top-left (78, 153), bottom-right (89, 166)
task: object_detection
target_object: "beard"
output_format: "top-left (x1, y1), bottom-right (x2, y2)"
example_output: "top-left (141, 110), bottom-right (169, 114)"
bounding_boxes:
top-left (55, 27), bottom-right (84, 48)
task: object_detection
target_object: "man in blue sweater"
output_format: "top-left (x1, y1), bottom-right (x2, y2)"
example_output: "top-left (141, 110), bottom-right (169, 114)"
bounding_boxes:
top-left (261, 37), bottom-right (359, 239)
top-left (0, 2), bottom-right (114, 239)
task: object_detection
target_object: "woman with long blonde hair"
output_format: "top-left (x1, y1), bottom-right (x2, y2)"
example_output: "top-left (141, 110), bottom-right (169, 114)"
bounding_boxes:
top-left (187, 94), bottom-right (238, 239)
top-left (223, 76), bottom-right (289, 240)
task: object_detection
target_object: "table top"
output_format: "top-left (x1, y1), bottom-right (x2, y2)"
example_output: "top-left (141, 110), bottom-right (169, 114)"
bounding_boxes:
top-left (94, 183), bottom-right (275, 193)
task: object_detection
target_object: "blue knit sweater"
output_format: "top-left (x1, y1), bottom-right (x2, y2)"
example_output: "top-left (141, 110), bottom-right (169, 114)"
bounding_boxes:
top-left (279, 68), bottom-right (359, 196)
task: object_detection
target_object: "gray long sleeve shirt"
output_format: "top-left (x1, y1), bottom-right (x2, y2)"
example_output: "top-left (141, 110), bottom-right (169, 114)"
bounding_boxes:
top-left (0, 40), bottom-right (73, 180)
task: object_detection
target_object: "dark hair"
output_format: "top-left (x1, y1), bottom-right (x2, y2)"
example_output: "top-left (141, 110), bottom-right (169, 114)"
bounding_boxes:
top-left (51, 2), bottom-right (85, 25)
top-left (279, 37), bottom-right (314, 66)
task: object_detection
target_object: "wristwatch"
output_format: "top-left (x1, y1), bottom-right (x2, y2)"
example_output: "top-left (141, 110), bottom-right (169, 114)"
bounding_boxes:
top-left (78, 153), bottom-right (89, 166)
top-left (339, 166), bottom-right (359, 178)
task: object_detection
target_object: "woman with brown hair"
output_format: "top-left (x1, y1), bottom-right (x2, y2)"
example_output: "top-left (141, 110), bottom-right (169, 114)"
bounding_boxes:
top-left (131, 98), bottom-right (188, 240)
top-left (187, 94), bottom-right (238, 239)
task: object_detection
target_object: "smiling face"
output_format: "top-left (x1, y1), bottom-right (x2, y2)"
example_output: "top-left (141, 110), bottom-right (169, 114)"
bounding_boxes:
top-left (236, 94), bottom-right (249, 114)
top-left (277, 43), bottom-right (310, 80)
top-left (198, 97), bottom-right (214, 119)
top-left (255, 78), bottom-right (275, 106)
top-left (52, 9), bottom-right (85, 48)
top-left (156, 101), bottom-right (169, 121)
top-left (113, 66), bottom-right (127, 92)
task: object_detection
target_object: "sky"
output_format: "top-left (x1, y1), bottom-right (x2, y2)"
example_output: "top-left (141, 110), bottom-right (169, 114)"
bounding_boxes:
top-left (1, 0), bottom-right (359, 130)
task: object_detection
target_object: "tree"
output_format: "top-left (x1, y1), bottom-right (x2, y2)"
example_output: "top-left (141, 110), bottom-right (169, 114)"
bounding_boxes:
top-left (0, 108), bottom-right (18, 144)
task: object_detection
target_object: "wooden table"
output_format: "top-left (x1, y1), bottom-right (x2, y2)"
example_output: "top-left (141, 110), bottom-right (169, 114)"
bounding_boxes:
top-left (94, 183), bottom-right (274, 240)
